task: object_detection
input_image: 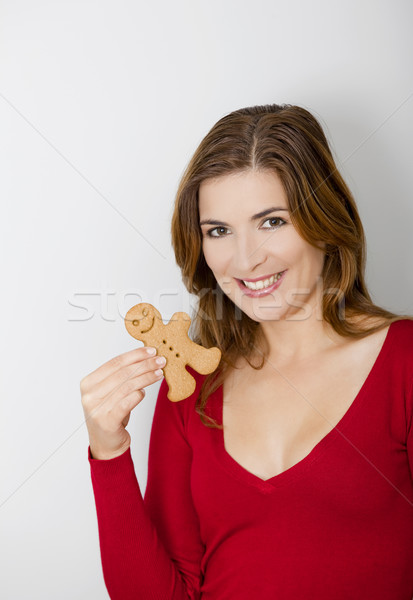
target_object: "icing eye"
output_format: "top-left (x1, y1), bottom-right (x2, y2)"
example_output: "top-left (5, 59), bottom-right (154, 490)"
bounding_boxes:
top-left (132, 320), bottom-right (139, 326)
top-left (142, 308), bottom-right (148, 317)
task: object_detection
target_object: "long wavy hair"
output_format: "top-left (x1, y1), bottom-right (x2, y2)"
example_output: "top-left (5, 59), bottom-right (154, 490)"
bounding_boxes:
top-left (171, 103), bottom-right (412, 429)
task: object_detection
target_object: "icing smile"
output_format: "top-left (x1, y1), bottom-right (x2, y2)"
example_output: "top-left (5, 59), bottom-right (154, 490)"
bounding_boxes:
top-left (132, 315), bottom-right (155, 333)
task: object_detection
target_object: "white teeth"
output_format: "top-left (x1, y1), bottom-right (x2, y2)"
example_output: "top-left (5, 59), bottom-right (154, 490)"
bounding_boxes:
top-left (242, 272), bottom-right (283, 291)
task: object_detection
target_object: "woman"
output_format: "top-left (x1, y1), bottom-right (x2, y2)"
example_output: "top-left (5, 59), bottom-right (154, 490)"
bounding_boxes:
top-left (81, 104), bottom-right (413, 599)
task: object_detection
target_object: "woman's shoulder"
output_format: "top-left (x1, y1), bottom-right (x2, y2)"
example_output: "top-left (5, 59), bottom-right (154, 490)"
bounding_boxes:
top-left (389, 317), bottom-right (413, 332)
top-left (351, 315), bottom-right (413, 345)
top-left (360, 316), bottom-right (413, 359)
top-left (388, 317), bottom-right (413, 353)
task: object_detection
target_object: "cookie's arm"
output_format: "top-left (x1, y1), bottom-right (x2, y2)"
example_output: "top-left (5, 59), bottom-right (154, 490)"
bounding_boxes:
top-left (186, 343), bottom-right (221, 375)
top-left (88, 378), bottom-right (203, 599)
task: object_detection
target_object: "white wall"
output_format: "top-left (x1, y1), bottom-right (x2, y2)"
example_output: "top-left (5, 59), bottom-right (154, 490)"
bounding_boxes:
top-left (0, 1), bottom-right (412, 598)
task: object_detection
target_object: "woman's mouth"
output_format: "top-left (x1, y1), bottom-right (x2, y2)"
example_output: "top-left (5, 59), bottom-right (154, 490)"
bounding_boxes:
top-left (235, 270), bottom-right (287, 297)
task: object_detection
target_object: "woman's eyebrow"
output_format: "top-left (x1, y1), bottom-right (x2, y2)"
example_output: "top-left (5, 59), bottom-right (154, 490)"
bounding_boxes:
top-left (199, 206), bottom-right (289, 227)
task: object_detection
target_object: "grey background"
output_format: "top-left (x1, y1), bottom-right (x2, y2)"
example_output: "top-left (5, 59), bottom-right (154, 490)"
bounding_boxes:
top-left (0, 0), bottom-right (412, 598)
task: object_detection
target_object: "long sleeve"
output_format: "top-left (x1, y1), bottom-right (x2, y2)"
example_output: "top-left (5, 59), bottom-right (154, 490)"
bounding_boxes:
top-left (88, 377), bottom-right (204, 600)
top-left (406, 376), bottom-right (413, 480)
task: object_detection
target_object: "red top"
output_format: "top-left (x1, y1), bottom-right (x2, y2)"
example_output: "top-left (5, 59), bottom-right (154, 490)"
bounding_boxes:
top-left (88, 319), bottom-right (413, 599)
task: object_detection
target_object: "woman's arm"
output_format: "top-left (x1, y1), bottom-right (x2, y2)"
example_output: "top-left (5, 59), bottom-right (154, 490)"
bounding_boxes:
top-left (88, 377), bottom-right (204, 600)
top-left (407, 376), bottom-right (413, 480)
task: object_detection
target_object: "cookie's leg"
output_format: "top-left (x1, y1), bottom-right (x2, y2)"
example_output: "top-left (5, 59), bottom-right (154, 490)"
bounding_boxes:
top-left (164, 362), bottom-right (196, 402)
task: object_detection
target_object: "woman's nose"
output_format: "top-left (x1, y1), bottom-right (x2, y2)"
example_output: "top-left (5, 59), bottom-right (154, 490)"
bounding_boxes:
top-left (232, 233), bottom-right (267, 275)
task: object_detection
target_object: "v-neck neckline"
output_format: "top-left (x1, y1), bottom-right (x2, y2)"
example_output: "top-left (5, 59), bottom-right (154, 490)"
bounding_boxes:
top-left (210, 322), bottom-right (396, 494)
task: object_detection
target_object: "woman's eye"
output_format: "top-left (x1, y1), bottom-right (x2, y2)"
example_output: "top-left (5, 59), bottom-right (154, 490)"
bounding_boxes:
top-left (262, 217), bottom-right (285, 229)
top-left (207, 226), bottom-right (229, 237)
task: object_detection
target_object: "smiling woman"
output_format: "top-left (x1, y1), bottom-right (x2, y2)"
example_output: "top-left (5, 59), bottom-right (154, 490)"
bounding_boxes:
top-left (86, 104), bottom-right (413, 600)
top-left (170, 104), bottom-right (413, 429)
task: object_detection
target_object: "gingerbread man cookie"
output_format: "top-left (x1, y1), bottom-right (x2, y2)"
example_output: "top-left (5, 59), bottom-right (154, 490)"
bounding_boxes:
top-left (124, 302), bottom-right (221, 401)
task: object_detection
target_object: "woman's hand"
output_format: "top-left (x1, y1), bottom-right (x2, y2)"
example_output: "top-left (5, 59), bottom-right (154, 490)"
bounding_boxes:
top-left (80, 347), bottom-right (166, 460)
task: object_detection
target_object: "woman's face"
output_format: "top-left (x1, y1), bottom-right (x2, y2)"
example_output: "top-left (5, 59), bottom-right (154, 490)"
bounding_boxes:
top-left (198, 169), bottom-right (326, 323)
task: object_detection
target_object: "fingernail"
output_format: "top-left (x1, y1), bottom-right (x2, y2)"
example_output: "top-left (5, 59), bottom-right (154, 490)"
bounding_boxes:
top-left (146, 347), bottom-right (156, 355)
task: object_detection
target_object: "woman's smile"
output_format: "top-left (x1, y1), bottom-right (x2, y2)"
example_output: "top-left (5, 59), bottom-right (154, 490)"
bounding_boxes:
top-left (235, 269), bottom-right (288, 297)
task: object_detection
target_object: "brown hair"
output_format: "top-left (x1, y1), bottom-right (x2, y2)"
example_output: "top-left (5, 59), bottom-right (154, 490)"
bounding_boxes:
top-left (170, 103), bottom-right (413, 429)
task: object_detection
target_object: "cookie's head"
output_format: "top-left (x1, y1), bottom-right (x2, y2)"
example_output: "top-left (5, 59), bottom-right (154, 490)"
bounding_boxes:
top-left (124, 302), bottom-right (162, 341)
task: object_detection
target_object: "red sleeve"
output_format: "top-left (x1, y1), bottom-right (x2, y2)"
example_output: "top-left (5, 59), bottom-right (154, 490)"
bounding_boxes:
top-left (88, 378), bottom-right (204, 599)
top-left (407, 376), bottom-right (413, 481)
